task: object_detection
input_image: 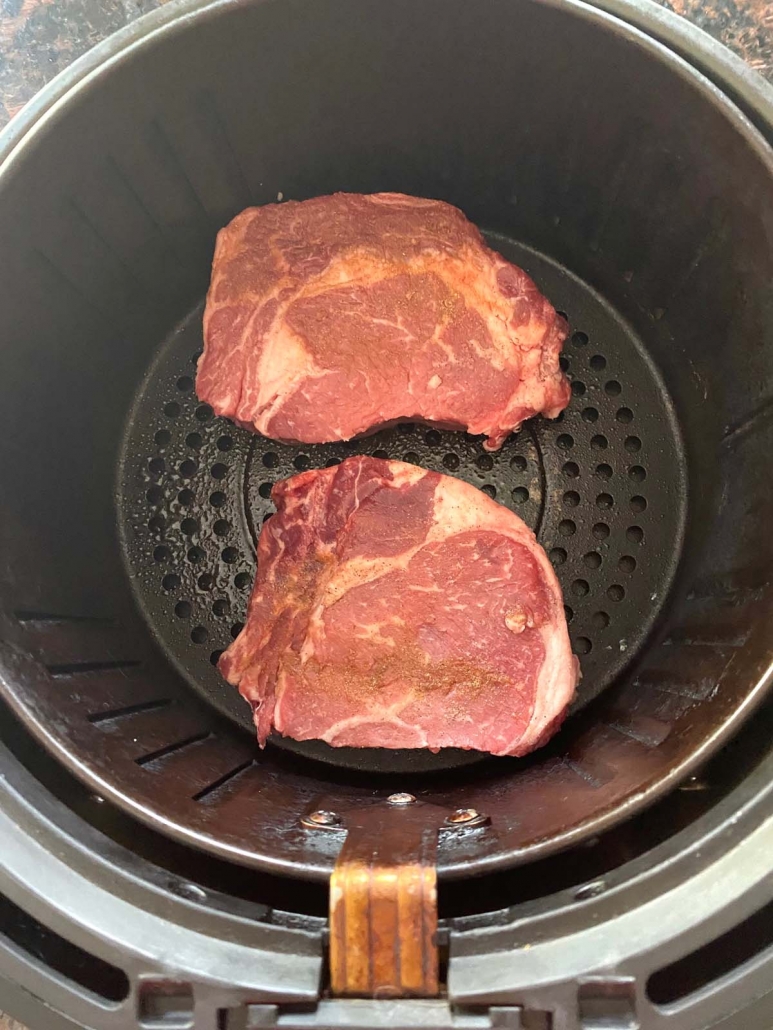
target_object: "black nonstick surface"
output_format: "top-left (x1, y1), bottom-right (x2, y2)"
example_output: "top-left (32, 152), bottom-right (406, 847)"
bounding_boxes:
top-left (1, 0), bottom-right (772, 877)
top-left (117, 233), bottom-right (687, 775)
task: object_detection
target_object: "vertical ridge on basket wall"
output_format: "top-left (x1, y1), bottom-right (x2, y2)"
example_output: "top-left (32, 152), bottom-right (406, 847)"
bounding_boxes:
top-left (625, 410), bottom-right (773, 749)
top-left (70, 153), bottom-right (192, 302)
top-left (183, 90), bottom-right (255, 218)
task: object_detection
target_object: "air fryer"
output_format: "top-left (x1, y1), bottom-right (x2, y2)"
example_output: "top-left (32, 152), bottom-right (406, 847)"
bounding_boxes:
top-left (1, 0), bottom-right (773, 1025)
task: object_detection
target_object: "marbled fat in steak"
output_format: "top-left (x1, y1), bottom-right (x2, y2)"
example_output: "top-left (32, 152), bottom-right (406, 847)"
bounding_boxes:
top-left (220, 457), bottom-right (578, 756)
top-left (198, 193), bottom-right (570, 451)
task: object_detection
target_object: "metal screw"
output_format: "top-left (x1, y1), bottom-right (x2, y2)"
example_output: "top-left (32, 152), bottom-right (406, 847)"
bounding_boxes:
top-left (387, 792), bottom-right (416, 806)
top-left (447, 807), bottom-right (484, 824)
top-left (303, 809), bottom-right (341, 827)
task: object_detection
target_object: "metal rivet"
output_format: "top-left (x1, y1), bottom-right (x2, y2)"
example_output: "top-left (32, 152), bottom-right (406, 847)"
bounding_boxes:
top-left (446, 808), bottom-right (481, 825)
top-left (574, 879), bottom-right (606, 901)
top-left (679, 776), bottom-right (710, 792)
top-left (303, 809), bottom-right (341, 827)
top-left (387, 792), bottom-right (416, 806)
top-left (168, 880), bottom-right (207, 901)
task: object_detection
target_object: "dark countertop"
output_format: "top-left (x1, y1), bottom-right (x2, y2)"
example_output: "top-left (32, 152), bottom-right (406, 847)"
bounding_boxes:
top-left (0, 0), bottom-right (772, 128)
top-left (662, 0), bottom-right (772, 77)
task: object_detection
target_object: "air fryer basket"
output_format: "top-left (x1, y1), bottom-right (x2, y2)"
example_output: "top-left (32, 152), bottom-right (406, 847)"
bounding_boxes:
top-left (1, 0), bottom-right (772, 882)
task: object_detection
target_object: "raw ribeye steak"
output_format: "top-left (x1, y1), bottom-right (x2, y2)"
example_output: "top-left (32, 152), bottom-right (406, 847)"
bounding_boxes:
top-left (198, 192), bottom-right (570, 451)
top-left (220, 456), bottom-right (578, 756)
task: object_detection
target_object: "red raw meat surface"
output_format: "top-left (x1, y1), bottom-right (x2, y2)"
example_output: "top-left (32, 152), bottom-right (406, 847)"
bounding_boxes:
top-left (220, 457), bottom-right (578, 756)
top-left (198, 193), bottom-right (570, 451)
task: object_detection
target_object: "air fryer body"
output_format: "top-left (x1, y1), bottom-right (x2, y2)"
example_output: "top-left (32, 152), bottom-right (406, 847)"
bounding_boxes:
top-left (1, 0), bottom-right (773, 1026)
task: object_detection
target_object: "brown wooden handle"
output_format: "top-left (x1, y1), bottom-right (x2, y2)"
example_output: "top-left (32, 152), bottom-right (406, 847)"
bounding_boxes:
top-left (328, 802), bottom-right (439, 998)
